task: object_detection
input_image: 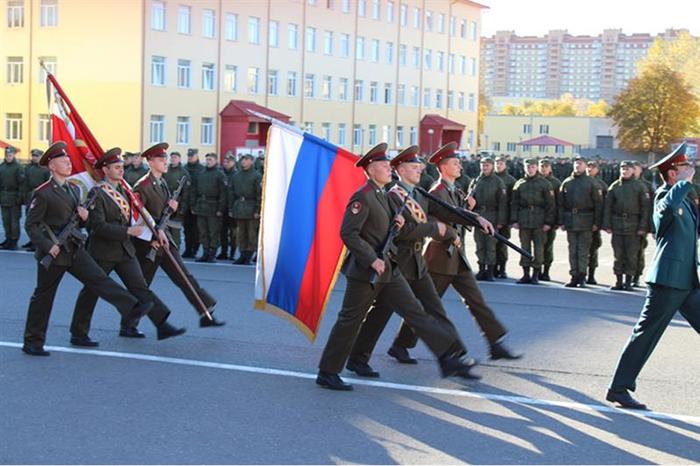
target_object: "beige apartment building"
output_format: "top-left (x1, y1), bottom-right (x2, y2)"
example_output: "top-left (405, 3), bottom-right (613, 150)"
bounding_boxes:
top-left (1, 0), bottom-right (485, 160)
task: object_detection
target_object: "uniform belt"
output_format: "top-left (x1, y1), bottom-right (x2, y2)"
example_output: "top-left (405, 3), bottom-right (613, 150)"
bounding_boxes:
top-left (570, 208), bottom-right (592, 214)
top-left (414, 242), bottom-right (422, 252)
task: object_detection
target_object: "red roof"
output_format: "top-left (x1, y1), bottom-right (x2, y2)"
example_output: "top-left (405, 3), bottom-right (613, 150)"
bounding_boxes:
top-left (219, 100), bottom-right (290, 122)
top-left (517, 135), bottom-right (575, 146)
top-left (421, 114), bottom-right (465, 130)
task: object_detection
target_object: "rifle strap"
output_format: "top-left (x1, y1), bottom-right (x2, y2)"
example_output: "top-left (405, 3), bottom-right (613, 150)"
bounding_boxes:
top-left (389, 185), bottom-right (427, 224)
top-left (41, 221), bottom-right (60, 245)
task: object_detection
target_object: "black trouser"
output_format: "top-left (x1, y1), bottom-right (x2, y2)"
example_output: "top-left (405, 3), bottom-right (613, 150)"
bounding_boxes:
top-left (135, 239), bottom-right (216, 316)
top-left (70, 256), bottom-right (170, 337)
top-left (24, 249), bottom-right (139, 347)
top-left (183, 211), bottom-right (199, 253)
top-left (220, 215), bottom-right (237, 256)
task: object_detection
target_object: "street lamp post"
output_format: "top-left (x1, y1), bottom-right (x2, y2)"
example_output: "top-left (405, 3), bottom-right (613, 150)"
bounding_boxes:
top-left (427, 128), bottom-right (435, 154)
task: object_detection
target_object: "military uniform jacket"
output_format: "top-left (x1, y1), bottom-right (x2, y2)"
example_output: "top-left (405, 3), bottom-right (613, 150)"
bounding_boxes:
top-left (545, 175), bottom-right (562, 226)
top-left (645, 181), bottom-right (699, 290)
top-left (229, 168), bottom-right (262, 219)
top-left (469, 174), bottom-right (508, 226)
top-left (163, 164), bottom-right (190, 218)
top-left (86, 182), bottom-right (136, 263)
top-left (602, 178), bottom-right (651, 235)
top-left (340, 180), bottom-right (397, 284)
top-left (192, 167), bottom-right (227, 216)
top-left (591, 176), bottom-right (609, 201)
top-left (25, 179), bottom-right (83, 266)
top-left (510, 174), bottom-right (555, 229)
top-left (23, 162), bottom-right (50, 204)
top-left (134, 172), bottom-right (174, 245)
top-left (496, 171), bottom-right (517, 224)
top-left (640, 179), bottom-right (655, 233)
top-left (424, 180), bottom-right (477, 276)
top-left (124, 164), bottom-right (149, 188)
top-left (0, 159), bottom-right (25, 207)
top-left (558, 174), bottom-right (603, 230)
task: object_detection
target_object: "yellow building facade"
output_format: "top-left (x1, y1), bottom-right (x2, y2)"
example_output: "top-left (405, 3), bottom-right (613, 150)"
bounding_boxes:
top-left (2, 0), bottom-right (484, 161)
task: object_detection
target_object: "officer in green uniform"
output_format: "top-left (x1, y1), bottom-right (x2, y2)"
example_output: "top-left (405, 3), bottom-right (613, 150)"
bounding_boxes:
top-left (219, 153), bottom-right (238, 260)
top-left (123, 151), bottom-right (149, 187)
top-left (418, 157), bottom-right (436, 190)
top-left (0, 146), bottom-right (25, 250)
top-left (538, 159), bottom-right (561, 281)
top-left (607, 142), bottom-right (700, 410)
top-left (585, 160), bottom-right (609, 285)
top-left (495, 155), bottom-right (517, 278)
top-left (254, 149), bottom-right (265, 175)
top-left (558, 156), bottom-right (603, 287)
top-left (511, 158), bottom-right (555, 284)
top-left (192, 153), bottom-right (227, 263)
top-left (602, 161), bottom-right (651, 291)
top-left (467, 157), bottom-right (507, 281)
top-left (183, 148), bottom-right (204, 258)
top-left (633, 161), bottom-right (655, 287)
top-left (230, 153), bottom-right (262, 265)
top-left (21, 149), bottom-right (50, 251)
top-left (162, 151), bottom-right (189, 250)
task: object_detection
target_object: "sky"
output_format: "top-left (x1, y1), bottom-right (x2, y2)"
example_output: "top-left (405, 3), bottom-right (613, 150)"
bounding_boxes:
top-left (479, 0), bottom-right (699, 37)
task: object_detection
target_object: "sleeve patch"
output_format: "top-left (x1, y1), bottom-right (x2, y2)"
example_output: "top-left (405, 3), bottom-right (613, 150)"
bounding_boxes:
top-left (350, 201), bottom-right (363, 214)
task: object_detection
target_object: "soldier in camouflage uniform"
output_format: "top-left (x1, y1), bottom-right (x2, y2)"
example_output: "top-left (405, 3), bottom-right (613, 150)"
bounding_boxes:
top-left (633, 161), bottom-right (655, 287)
top-left (21, 149), bottom-right (50, 251)
top-left (494, 155), bottom-right (517, 278)
top-left (537, 159), bottom-right (561, 281)
top-left (162, 151), bottom-right (190, 250)
top-left (123, 151), bottom-right (149, 187)
top-left (219, 153), bottom-right (238, 260)
top-left (511, 158), bottom-right (555, 284)
top-left (182, 148), bottom-right (204, 258)
top-left (467, 158), bottom-right (507, 281)
top-left (192, 153), bottom-right (227, 263)
top-left (602, 161), bottom-right (651, 291)
top-left (558, 157), bottom-right (604, 287)
top-left (0, 146), bottom-right (25, 250)
top-left (585, 160), bottom-right (609, 285)
top-left (254, 150), bottom-right (265, 175)
top-left (230, 154), bottom-right (262, 265)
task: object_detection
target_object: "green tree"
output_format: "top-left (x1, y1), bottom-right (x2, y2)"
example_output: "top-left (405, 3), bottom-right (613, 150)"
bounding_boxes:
top-left (608, 64), bottom-right (700, 155)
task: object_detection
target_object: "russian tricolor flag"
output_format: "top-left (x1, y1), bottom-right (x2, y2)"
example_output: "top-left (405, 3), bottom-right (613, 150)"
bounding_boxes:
top-left (255, 123), bottom-right (367, 340)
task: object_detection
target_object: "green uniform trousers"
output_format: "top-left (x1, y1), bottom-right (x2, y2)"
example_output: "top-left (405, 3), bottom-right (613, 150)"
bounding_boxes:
top-left (588, 230), bottom-right (603, 269)
top-left (475, 228), bottom-right (497, 266)
top-left (496, 226), bottom-right (511, 265)
top-left (543, 229), bottom-right (557, 267)
top-left (637, 235), bottom-right (649, 277)
top-left (197, 215), bottom-right (222, 250)
top-left (2, 205), bottom-right (21, 241)
top-left (566, 230), bottom-right (593, 275)
top-left (236, 218), bottom-right (258, 253)
top-left (519, 228), bottom-right (545, 268)
top-left (220, 215), bottom-right (238, 257)
top-left (611, 234), bottom-right (642, 276)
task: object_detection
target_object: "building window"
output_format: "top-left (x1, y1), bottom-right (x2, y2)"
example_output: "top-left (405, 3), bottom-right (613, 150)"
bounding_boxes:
top-left (340, 33), bottom-right (350, 57)
top-left (470, 57), bottom-right (477, 76)
top-left (38, 57), bottom-right (56, 83)
top-left (224, 65), bottom-right (237, 92)
top-left (538, 145), bottom-right (547, 153)
top-left (396, 126), bottom-right (404, 146)
top-left (304, 73), bottom-right (315, 97)
top-left (410, 85), bottom-right (419, 106)
top-left (399, 44), bottom-right (407, 66)
top-left (149, 115), bottom-right (165, 144)
top-left (353, 124), bottom-right (363, 147)
top-left (356, 37), bottom-right (365, 60)
top-left (338, 77), bottom-right (349, 101)
top-left (151, 56), bottom-right (165, 86)
top-left (437, 51), bottom-right (444, 72)
top-left (437, 13), bottom-right (444, 33)
top-left (322, 75), bottom-right (332, 99)
top-left (382, 125), bottom-right (391, 145)
top-left (423, 88), bottom-right (431, 108)
top-left (412, 46), bottom-right (420, 68)
top-left (7, 1), bottom-right (24, 28)
top-left (555, 145), bottom-right (565, 154)
top-left (399, 4), bottom-right (407, 26)
top-left (447, 90), bottom-right (454, 109)
top-left (425, 10), bottom-right (432, 32)
top-left (225, 13), bottom-right (238, 40)
top-left (287, 71), bottom-right (298, 96)
top-left (460, 55), bottom-right (466, 75)
top-left (386, 41), bottom-right (394, 64)
top-left (448, 54), bottom-right (454, 74)
top-left (492, 142), bottom-right (501, 151)
top-left (371, 0), bottom-right (380, 20)
top-left (470, 21), bottom-right (478, 41)
top-left (371, 39), bottom-right (380, 62)
top-left (435, 89), bottom-right (443, 109)
top-left (341, 0), bottom-right (350, 13)
top-left (386, 1), bottom-right (394, 22)
top-left (306, 27), bottom-right (316, 52)
top-left (413, 7), bottom-right (421, 28)
top-left (201, 118), bottom-right (214, 145)
top-left (384, 83), bottom-right (392, 104)
top-left (369, 81), bottom-right (378, 103)
top-left (522, 145), bottom-right (531, 152)
top-left (288, 24), bottom-right (299, 49)
top-left (460, 19), bottom-right (466, 38)
top-left (397, 84), bottom-right (405, 105)
top-left (269, 21), bottom-right (279, 47)
top-left (322, 122), bottom-right (331, 141)
top-left (151, 1), bottom-right (165, 30)
top-left (38, 114), bottom-right (52, 141)
top-left (507, 142), bottom-right (516, 152)
top-left (368, 124), bottom-right (377, 145)
top-left (523, 124), bottom-right (532, 134)
top-left (202, 63), bottom-right (215, 90)
top-left (202, 9), bottom-right (216, 38)
top-left (338, 123), bottom-right (346, 145)
top-left (424, 49), bottom-right (432, 70)
top-left (248, 67), bottom-right (259, 94)
top-left (177, 6), bottom-right (191, 34)
top-left (324, 30), bottom-right (333, 55)
top-left (177, 59), bottom-right (191, 88)
top-left (5, 113), bottom-right (22, 140)
top-left (248, 16), bottom-right (260, 44)
top-left (176, 117), bottom-right (190, 145)
top-left (449, 16), bottom-right (456, 36)
top-left (468, 93), bottom-right (475, 111)
top-left (268, 70), bottom-right (279, 95)
top-left (358, 0), bottom-right (366, 16)
top-left (468, 130), bottom-right (474, 148)
top-left (409, 126), bottom-right (417, 145)
top-left (539, 124), bottom-right (549, 134)
top-left (40, 0), bottom-right (58, 27)
top-left (354, 79), bottom-right (364, 101)
top-left (458, 91), bottom-right (465, 110)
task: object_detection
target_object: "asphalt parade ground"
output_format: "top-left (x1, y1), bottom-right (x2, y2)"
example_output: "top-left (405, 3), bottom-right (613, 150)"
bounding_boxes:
top-left (1, 230), bottom-right (699, 464)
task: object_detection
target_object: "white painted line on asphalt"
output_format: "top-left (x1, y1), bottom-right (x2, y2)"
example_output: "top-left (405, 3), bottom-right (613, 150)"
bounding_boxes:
top-left (2, 341), bottom-right (698, 425)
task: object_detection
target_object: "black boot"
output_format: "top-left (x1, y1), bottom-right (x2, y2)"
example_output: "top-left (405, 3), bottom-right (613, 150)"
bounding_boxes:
top-left (484, 265), bottom-right (495, 282)
top-left (1, 240), bottom-right (17, 250)
top-left (496, 263), bottom-right (507, 279)
top-left (157, 321), bottom-right (186, 341)
top-left (216, 250), bottom-right (229, 260)
top-left (475, 263), bottom-right (486, 280)
top-left (606, 389), bottom-right (647, 410)
top-left (611, 275), bottom-right (624, 290)
top-left (540, 265), bottom-right (551, 281)
top-left (182, 247), bottom-right (195, 259)
top-left (0, 238), bottom-right (7, 248)
top-left (587, 266), bottom-right (598, 285)
top-left (517, 267), bottom-right (531, 284)
top-left (195, 248), bottom-right (210, 263)
top-left (21, 241), bottom-right (33, 249)
top-left (632, 275), bottom-right (641, 287)
top-left (316, 371), bottom-right (353, 391)
top-left (564, 275), bottom-right (578, 287)
top-left (206, 249), bottom-right (216, 263)
top-left (623, 275), bottom-right (634, 291)
top-left (577, 273), bottom-right (588, 288)
top-left (531, 267), bottom-right (540, 284)
top-left (387, 344), bottom-right (418, 364)
top-left (439, 352), bottom-right (481, 380)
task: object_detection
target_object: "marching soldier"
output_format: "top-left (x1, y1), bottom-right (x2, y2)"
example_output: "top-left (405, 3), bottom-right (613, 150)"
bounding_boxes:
top-left (219, 153), bottom-right (238, 260)
top-left (602, 161), bottom-right (650, 291)
top-left (0, 146), bottom-right (25, 250)
top-left (585, 160), bottom-right (609, 285)
top-left (633, 161), bottom-right (655, 287)
top-left (132, 143), bottom-right (225, 329)
top-left (21, 142), bottom-right (153, 356)
top-left (230, 153), bottom-right (262, 265)
top-left (558, 156), bottom-right (604, 287)
top-left (467, 157), bottom-right (508, 281)
top-left (70, 148), bottom-right (186, 343)
top-left (21, 149), bottom-right (50, 251)
top-left (538, 159), bottom-right (561, 281)
top-left (495, 155), bottom-right (517, 278)
top-left (182, 148), bottom-right (204, 258)
top-left (191, 153), bottom-right (227, 263)
top-left (511, 158), bottom-right (555, 284)
top-left (123, 151), bottom-right (148, 187)
top-left (317, 143), bottom-right (483, 391)
top-left (162, 150), bottom-right (189, 250)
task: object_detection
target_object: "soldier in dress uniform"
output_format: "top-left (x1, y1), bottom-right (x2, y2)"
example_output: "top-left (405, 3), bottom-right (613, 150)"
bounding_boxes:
top-left (21, 142), bottom-right (153, 356)
top-left (494, 155), bottom-right (517, 278)
top-left (606, 142), bottom-right (700, 410)
top-left (585, 160), bottom-right (609, 285)
top-left (230, 153), bottom-right (262, 265)
top-left (192, 153), bottom-right (227, 263)
top-left (21, 149), bottom-right (50, 251)
top-left (162, 150), bottom-right (189, 250)
top-left (219, 153), bottom-right (238, 260)
top-left (182, 148), bottom-right (204, 258)
top-left (0, 146), bottom-right (25, 250)
top-left (633, 160), bottom-right (655, 287)
top-left (316, 143), bottom-right (484, 391)
top-left (69, 147), bottom-right (186, 343)
top-left (537, 159), bottom-right (561, 281)
top-left (602, 161), bottom-right (651, 291)
top-left (123, 151), bottom-right (148, 187)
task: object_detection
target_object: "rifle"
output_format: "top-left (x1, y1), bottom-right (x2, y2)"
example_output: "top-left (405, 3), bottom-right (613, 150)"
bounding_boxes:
top-left (369, 193), bottom-right (411, 287)
top-left (40, 187), bottom-right (99, 270)
top-left (145, 176), bottom-right (187, 262)
top-left (416, 186), bottom-right (534, 261)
